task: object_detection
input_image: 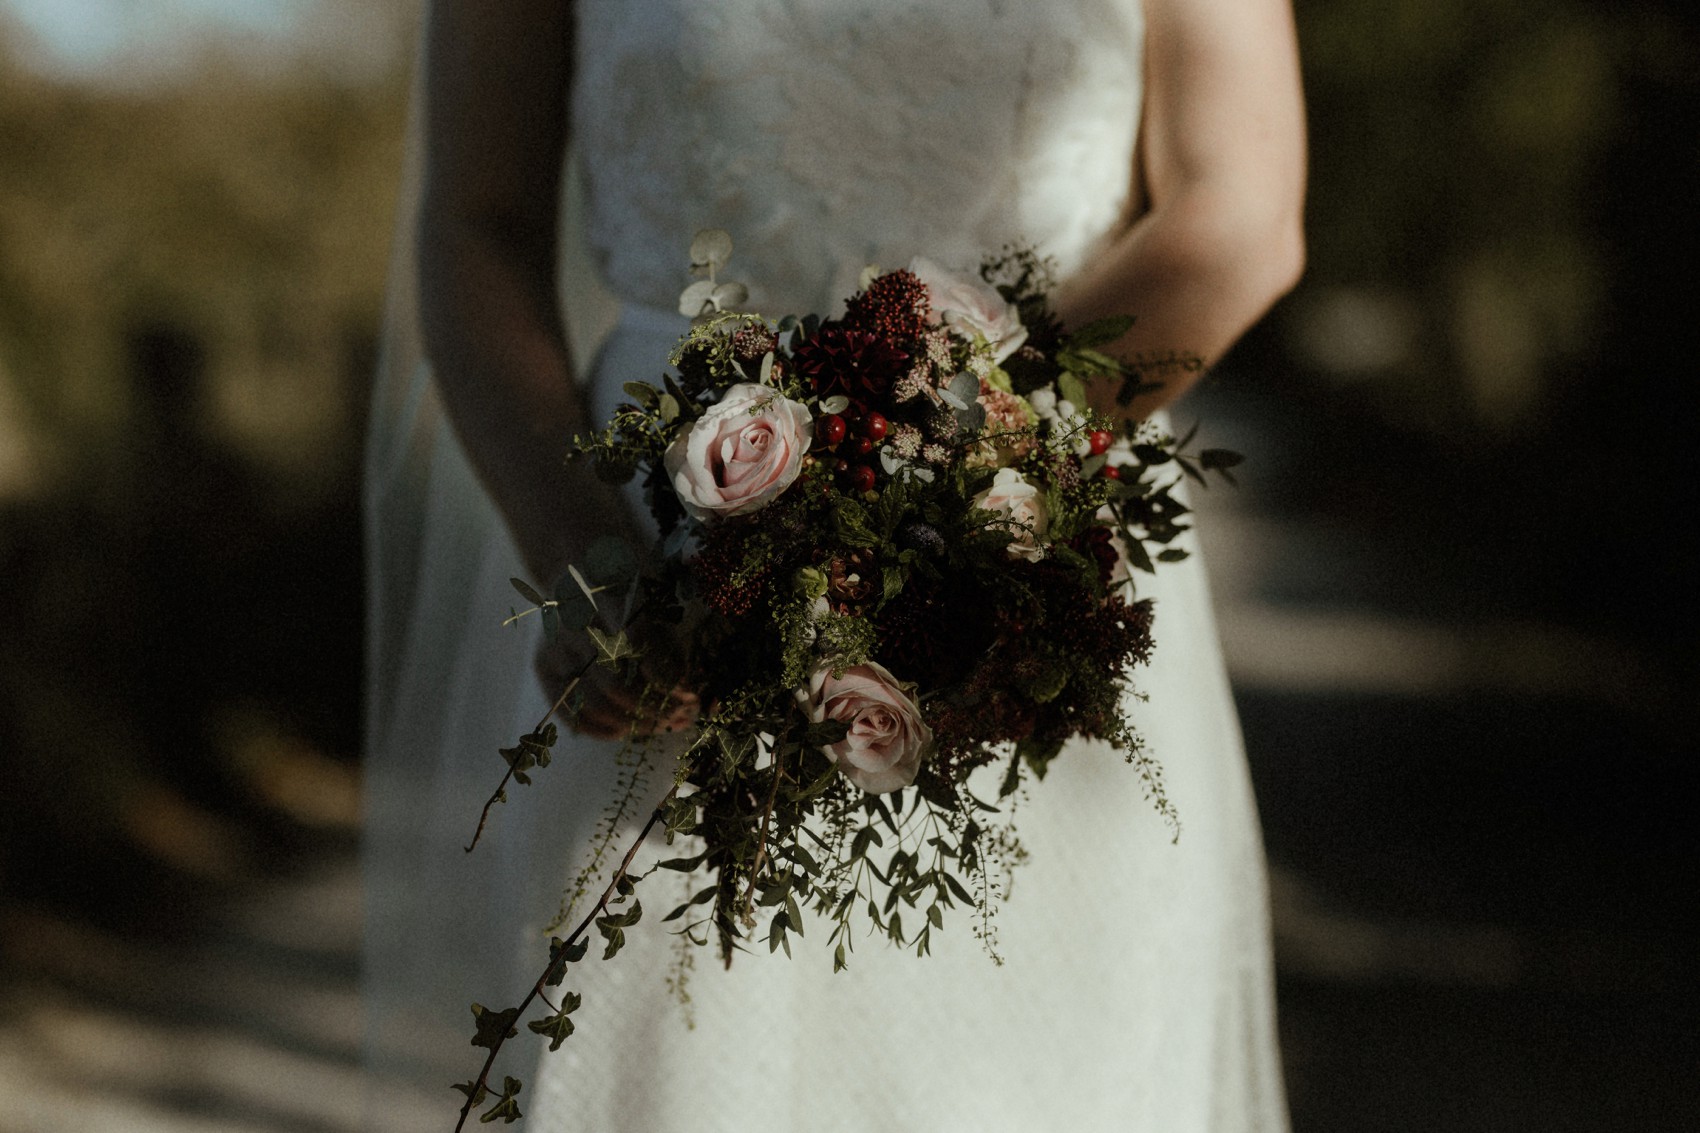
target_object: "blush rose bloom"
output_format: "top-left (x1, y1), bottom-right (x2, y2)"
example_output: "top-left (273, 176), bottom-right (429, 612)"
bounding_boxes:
top-left (974, 467), bottom-right (1049, 560)
top-left (664, 383), bottom-right (813, 520)
top-left (909, 256), bottom-right (1029, 363)
top-left (806, 661), bottom-right (933, 793)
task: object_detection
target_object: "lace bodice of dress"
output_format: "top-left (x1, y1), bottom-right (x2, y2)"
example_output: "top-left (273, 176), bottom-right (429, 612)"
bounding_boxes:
top-left (572, 0), bottom-right (1145, 316)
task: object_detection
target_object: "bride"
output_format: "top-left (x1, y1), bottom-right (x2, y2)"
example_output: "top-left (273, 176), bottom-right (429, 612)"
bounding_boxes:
top-left (364, 0), bottom-right (1305, 1129)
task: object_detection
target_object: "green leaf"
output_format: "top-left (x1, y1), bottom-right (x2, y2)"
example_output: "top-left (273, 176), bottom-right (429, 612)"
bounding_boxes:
top-left (1017, 737), bottom-right (1065, 781)
top-left (509, 577), bottom-right (544, 606)
top-left (528, 1009), bottom-right (576, 1051)
top-left (565, 564), bottom-right (602, 610)
top-left (1121, 535), bottom-right (1155, 575)
top-left (1156, 548), bottom-right (1189, 563)
top-left (469, 1004), bottom-right (521, 1051)
top-left (882, 564), bottom-right (905, 601)
top-left (1131, 444), bottom-right (1172, 465)
top-left (658, 393), bottom-right (681, 422)
top-left (997, 752), bottom-right (1023, 799)
top-left (621, 381), bottom-right (660, 407)
top-left (563, 937), bottom-right (589, 963)
top-left (689, 228), bottom-right (733, 271)
top-left (479, 1077), bottom-right (523, 1125)
top-left (586, 626), bottom-right (636, 664)
top-left (1067, 314), bottom-right (1135, 348)
top-left (1056, 372), bottom-right (1089, 411)
top-left (942, 871), bottom-right (975, 906)
top-left (830, 501), bottom-right (880, 548)
top-left (1199, 448), bottom-right (1244, 470)
top-left (787, 844), bottom-right (822, 874)
top-left (452, 1080), bottom-right (490, 1105)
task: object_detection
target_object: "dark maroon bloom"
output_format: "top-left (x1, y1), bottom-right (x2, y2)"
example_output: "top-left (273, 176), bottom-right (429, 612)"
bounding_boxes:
top-left (791, 324), bottom-right (910, 400)
top-left (843, 269), bottom-right (932, 341)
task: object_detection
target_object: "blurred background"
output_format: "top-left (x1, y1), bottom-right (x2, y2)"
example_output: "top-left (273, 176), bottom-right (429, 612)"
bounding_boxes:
top-left (0, 1), bottom-right (1694, 1130)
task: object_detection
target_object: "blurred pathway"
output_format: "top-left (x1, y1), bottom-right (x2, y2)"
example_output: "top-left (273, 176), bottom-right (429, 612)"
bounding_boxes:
top-left (0, 852), bottom-right (380, 1133)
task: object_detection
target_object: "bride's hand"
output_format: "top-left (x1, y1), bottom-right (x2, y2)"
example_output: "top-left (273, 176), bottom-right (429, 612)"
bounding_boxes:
top-left (533, 617), bottom-right (701, 740)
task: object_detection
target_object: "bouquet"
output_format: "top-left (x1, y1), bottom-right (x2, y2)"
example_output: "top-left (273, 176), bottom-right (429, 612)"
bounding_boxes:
top-left (453, 231), bottom-right (1237, 1127)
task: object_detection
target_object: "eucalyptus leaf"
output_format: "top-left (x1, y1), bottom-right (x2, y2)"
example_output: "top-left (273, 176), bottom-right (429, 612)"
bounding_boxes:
top-left (509, 577), bottom-right (544, 606)
top-left (818, 394), bottom-right (850, 415)
top-left (689, 228), bottom-right (733, 271)
top-left (677, 279), bottom-right (717, 318)
top-left (621, 381), bottom-right (660, 407)
top-left (566, 564), bottom-right (601, 610)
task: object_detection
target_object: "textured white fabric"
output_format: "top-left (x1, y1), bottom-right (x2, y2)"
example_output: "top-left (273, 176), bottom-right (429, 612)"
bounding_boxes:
top-left (364, 1), bottom-right (1287, 1129)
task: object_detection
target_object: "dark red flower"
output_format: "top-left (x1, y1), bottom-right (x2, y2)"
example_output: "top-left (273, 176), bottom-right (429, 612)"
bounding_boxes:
top-left (843, 269), bottom-right (932, 341)
top-left (790, 323), bottom-right (910, 401)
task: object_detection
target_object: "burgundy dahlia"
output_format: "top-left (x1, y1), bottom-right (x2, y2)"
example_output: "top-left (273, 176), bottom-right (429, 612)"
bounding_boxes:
top-left (790, 324), bottom-right (910, 400)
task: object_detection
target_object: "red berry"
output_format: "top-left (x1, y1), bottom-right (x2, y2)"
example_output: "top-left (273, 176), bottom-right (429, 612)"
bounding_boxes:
top-left (1103, 465), bottom-right (1122, 480)
top-left (863, 411), bottom-right (889, 442)
top-left (833, 458), bottom-right (850, 475)
top-left (846, 464), bottom-right (877, 493)
top-left (818, 414), bottom-right (847, 446)
top-left (846, 435), bottom-right (874, 458)
top-left (1088, 429), bottom-right (1114, 456)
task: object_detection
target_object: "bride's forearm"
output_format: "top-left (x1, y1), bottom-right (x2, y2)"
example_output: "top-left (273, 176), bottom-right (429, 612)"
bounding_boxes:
top-left (416, 0), bottom-right (625, 585)
top-left (1059, 0), bottom-right (1307, 423)
top-left (419, 216), bottom-right (627, 584)
top-left (1053, 190), bottom-right (1304, 421)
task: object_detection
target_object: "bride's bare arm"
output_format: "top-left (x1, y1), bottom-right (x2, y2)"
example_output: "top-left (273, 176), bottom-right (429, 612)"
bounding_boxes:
top-left (419, 1), bottom-right (685, 734)
top-left (418, 0), bottom-right (625, 583)
top-left (1052, 0), bottom-right (1307, 421)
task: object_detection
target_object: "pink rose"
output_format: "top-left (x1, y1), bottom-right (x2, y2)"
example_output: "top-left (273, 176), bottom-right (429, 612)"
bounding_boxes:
top-left (973, 467), bottom-right (1049, 560)
top-left (908, 256), bottom-right (1029, 363)
top-left (806, 661), bottom-right (933, 793)
top-left (664, 383), bottom-right (812, 520)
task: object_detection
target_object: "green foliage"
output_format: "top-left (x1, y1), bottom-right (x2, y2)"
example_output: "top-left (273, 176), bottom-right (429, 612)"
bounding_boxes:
top-left (468, 1004), bottom-right (521, 1051)
top-left (527, 992), bottom-right (583, 1051)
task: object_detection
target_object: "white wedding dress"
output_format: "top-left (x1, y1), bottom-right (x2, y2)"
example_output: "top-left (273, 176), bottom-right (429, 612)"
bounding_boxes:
top-left (364, 1), bottom-right (1287, 1129)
